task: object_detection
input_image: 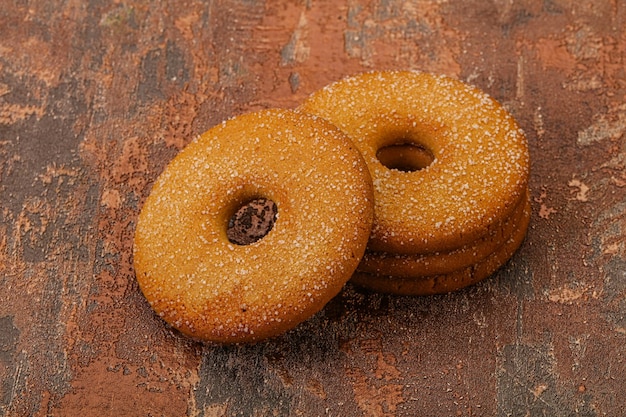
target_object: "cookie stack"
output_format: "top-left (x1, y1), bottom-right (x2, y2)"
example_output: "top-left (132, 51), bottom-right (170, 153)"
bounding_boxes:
top-left (299, 71), bottom-right (530, 295)
top-left (134, 71), bottom-right (530, 343)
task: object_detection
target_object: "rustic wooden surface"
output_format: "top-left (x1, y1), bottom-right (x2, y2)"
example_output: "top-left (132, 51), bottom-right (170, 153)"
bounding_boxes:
top-left (1, 0), bottom-right (625, 416)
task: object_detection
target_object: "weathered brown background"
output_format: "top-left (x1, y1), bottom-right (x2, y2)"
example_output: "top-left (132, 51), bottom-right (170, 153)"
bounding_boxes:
top-left (1, 0), bottom-right (625, 416)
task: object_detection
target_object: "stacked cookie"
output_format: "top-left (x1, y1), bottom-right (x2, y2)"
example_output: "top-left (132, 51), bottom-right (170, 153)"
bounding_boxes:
top-left (134, 71), bottom-right (530, 343)
top-left (299, 71), bottom-right (530, 295)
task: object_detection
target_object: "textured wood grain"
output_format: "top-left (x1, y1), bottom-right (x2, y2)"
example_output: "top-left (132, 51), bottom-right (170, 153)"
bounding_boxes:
top-left (1, 0), bottom-right (625, 416)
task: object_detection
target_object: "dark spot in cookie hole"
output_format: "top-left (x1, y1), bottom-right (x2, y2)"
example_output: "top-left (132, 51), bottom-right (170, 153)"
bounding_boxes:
top-left (227, 198), bottom-right (278, 245)
top-left (377, 142), bottom-right (434, 172)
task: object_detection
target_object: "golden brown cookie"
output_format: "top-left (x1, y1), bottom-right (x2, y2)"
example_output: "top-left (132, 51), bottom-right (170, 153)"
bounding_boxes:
top-left (350, 194), bottom-right (531, 295)
top-left (357, 191), bottom-right (529, 277)
top-left (300, 71), bottom-right (530, 254)
top-left (134, 109), bottom-right (374, 343)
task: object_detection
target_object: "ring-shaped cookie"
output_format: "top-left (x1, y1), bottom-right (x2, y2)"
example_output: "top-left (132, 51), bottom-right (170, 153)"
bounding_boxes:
top-left (134, 109), bottom-right (374, 343)
top-left (300, 71), bottom-right (530, 254)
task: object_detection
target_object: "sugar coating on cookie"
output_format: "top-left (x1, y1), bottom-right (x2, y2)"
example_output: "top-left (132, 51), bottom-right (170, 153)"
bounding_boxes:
top-left (300, 71), bottom-right (530, 254)
top-left (133, 109), bottom-right (374, 343)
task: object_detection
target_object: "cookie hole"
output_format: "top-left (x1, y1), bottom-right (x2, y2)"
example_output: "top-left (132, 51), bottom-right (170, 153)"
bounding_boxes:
top-left (377, 143), bottom-right (434, 172)
top-left (227, 198), bottom-right (278, 245)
